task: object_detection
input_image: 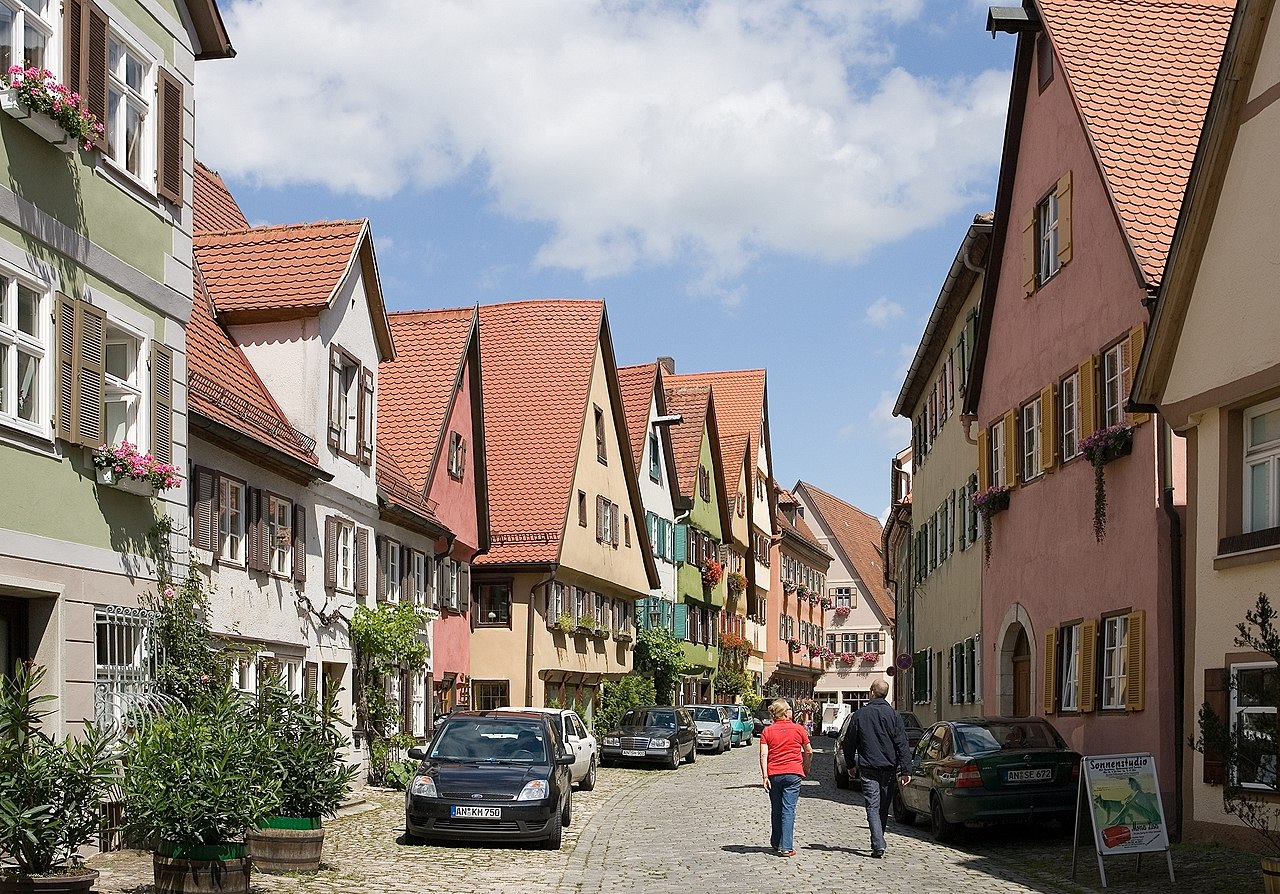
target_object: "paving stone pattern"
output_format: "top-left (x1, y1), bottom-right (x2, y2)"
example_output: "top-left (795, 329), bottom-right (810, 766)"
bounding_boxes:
top-left (88, 740), bottom-right (1264, 893)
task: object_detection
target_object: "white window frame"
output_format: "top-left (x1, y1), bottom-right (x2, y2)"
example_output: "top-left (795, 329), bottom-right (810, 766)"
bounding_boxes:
top-left (105, 27), bottom-right (155, 187)
top-left (0, 270), bottom-right (48, 434)
top-left (382, 537), bottom-right (401, 603)
top-left (597, 497), bottom-right (617, 544)
top-left (412, 670), bottom-right (427, 738)
top-left (267, 494), bottom-right (292, 577)
top-left (447, 431), bottom-right (466, 478)
top-left (334, 518), bottom-right (355, 593)
top-left (1022, 396), bottom-right (1043, 482)
top-left (411, 550), bottom-right (428, 606)
top-left (448, 560), bottom-right (460, 611)
top-left (1231, 661), bottom-right (1279, 790)
top-left (990, 420), bottom-right (1007, 487)
top-left (1101, 615), bottom-right (1129, 709)
top-left (0, 0), bottom-right (56, 76)
top-left (232, 654), bottom-right (256, 693)
top-left (218, 476), bottom-right (246, 566)
top-left (103, 321), bottom-right (145, 451)
top-left (93, 604), bottom-right (156, 725)
top-left (834, 587), bottom-right (852, 608)
top-left (1244, 398), bottom-right (1280, 533)
top-left (1060, 623), bottom-right (1080, 711)
top-left (1061, 371), bottom-right (1081, 461)
top-left (1037, 190), bottom-right (1060, 284)
top-left (1102, 343), bottom-right (1126, 428)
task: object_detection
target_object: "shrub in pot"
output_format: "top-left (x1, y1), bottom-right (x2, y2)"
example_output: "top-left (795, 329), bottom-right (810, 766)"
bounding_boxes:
top-left (123, 686), bottom-right (281, 894)
top-left (0, 662), bottom-right (116, 894)
top-left (246, 683), bottom-right (357, 874)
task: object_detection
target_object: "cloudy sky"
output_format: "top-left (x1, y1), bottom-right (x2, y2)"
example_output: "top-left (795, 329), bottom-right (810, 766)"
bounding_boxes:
top-left (196, 0), bottom-right (1013, 518)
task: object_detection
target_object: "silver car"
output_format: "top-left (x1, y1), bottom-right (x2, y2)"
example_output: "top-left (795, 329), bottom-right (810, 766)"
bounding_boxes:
top-left (688, 704), bottom-right (733, 754)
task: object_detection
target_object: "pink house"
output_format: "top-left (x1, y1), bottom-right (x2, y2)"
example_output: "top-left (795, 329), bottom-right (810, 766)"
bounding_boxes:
top-left (968, 0), bottom-right (1233, 813)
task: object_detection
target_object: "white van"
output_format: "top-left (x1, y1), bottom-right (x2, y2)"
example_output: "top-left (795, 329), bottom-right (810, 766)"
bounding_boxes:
top-left (820, 702), bottom-right (850, 737)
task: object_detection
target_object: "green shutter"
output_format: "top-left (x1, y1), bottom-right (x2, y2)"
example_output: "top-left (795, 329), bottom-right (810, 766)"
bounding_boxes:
top-left (674, 524), bottom-right (688, 563)
top-left (635, 599), bottom-right (650, 630)
top-left (674, 603), bottom-right (688, 640)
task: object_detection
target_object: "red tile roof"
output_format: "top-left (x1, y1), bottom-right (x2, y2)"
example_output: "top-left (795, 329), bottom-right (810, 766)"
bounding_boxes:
top-left (186, 268), bottom-right (319, 467)
top-left (1041, 0), bottom-right (1235, 285)
top-left (662, 384), bottom-right (713, 502)
top-left (194, 220), bottom-right (369, 315)
top-left (666, 369), bottom-right (766, 476)
top-left (377, 446), bottom-right (441, 524)
top-left (473, 300), bottom-right (604, 565)
top-left (794, 481), bottom-right (894, 622)
top-left (193, 161), bottom-right (248, 234)
top-left (778, 510), bottom-right (831, 563)
top-left (381, 308), bottom-right (477, 492)
top-left (617, 363), bottom-right (658, 474)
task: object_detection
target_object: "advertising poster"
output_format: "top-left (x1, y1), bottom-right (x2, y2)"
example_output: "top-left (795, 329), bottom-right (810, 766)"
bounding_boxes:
top-left (1082, 753), bottom-right (1169, 854)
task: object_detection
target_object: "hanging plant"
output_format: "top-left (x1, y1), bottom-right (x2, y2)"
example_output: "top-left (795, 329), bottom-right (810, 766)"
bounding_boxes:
top-left (819, 596), bottom-right (833, 610)
top-left (787, 637), bottom-right (801, 653)
top-left (834, 605), bottom-right (851, 618)
top-left (973, 485), bottom-right (1012, 567)
top-left (701, 559), bottom-right (723, 588)
top-left (1080, 423), bottom-right (1134, 542)
top-left (726, 571), bottom-right (747, 596)
top-left (782, 580), bottom-right (797, 595)
top-left (796, 584), bottom-right (810, 599)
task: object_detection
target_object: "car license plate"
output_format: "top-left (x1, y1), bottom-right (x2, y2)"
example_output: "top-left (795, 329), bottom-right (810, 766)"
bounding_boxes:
top-left (450, 806), bottom-right (501, 819)
top-left (1005, 768), bottom-right (1053, 782)
top-left (622, 749), bottom-right (647, 757)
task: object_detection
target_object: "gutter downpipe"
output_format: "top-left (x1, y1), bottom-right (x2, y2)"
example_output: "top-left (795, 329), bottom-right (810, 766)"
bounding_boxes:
top-left (1160, 422), bottom-right (1185, 843)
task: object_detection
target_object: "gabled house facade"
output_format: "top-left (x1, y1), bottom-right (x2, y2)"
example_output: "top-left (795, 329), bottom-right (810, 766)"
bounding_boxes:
top-left (661, 382), bottom-right (731, 704)
top-left (972, 0), bottom-right (1233, 805)
top-left (893, 215), bottom-right (991, 724)
top-left (794, 481), bottom-right (895, 708)
top-left (381, 307), bottom-right (490, 718)
top-left (771, 488), bottom-right (830, 700)
top-left (1130, 0), bottom-right (1280, 843)
top-left (0, 2), bottom-right (232, 732)
top-left (468, 300), bottom-right (658, 722)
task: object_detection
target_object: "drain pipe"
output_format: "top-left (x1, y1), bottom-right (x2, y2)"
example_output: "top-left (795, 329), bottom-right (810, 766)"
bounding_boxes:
top-left (1159, 422), bottom-right (1185, 842)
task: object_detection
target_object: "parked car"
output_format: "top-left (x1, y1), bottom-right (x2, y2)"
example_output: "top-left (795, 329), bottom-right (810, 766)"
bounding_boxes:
top-left (599, 706), bottom-right (697, 769)
top-left (404, 710), bottom-right (575, 850)
top-left (895, 717), bottom-right (1081, 842)
top-left (833, 709), bottom-right (927, 789)
top-left (493, 706), bottom-right (597, 791)
top-left (820, 702), bottom-right (851, 737)
top-left (688, 705), bottom-right (734, 753)
top-left (713, 703), bottom-right (754, 746)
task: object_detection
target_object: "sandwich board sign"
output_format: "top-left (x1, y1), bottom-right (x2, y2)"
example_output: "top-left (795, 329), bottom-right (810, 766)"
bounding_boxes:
top-left (1071, 753), bottom-right (1174, 887)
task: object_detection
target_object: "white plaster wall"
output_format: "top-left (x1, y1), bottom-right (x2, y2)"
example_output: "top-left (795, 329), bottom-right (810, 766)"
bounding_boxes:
top-left (637, 392), bottom-right (678, 604)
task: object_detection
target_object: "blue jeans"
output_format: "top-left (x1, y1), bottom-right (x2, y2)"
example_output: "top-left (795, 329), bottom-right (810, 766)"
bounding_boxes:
top-left (768, 773), bottom-right (802, 852)
top-left (860, 767), bottom-right (895, 852)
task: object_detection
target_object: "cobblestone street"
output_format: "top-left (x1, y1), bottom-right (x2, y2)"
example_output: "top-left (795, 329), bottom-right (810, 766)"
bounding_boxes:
top-left (89, 740), bottom-right (1263, 894)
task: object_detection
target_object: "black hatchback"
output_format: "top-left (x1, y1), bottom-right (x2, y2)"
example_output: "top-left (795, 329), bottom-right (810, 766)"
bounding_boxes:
top-left (404, 710), bottom-right (576, 849)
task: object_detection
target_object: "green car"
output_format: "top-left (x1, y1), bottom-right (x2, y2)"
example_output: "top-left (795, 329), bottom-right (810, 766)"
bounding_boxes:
top-left (713, 704), bottom-right (754, 747)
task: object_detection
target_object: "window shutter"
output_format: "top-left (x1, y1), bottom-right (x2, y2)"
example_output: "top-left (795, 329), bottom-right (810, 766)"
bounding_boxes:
top-left (400, 545), bottom-right (413, 599)
top-left (1078, 355), bottom-right (1098, 440)
top-left (673, 602), bottom-right (688, 640)
top-left (82, 3), bottom-right (109, 152)
top-left (324, 516), bottom-right (338, 590)
top-left (977, 426), bottom-right (989, 492)
top-left (611, 507), bottom-right (619, 547)
top-left (674, 523), bottom-right (688, 563)
top-left (1126, 323), bottom-right (1150, 425)
top-left (293, 504), bottom-right (307, 581)
top-left (155, 68), bottom-right (183, 205)
top-left (948, 490), bottom-right (956, 552)
top-left (375, 536), bottom-right (387, 602)
top-left (635, 598), bottom-right (648, 631)
top-left (595, 495), bottom-right (605, 542)
top-left (76, 301), bottom-right (107, 448)
top-left (327, 349), bottom-right (342, 450)
top-left (304, 662), bottom-right (319, 700)
top-left (1202, 667), bottom-right (1228, 784)
top-left (1002, 410), bottom-right (1018, 485)
top-left (257, 488), bottom-right (270, 572)
top-left (63, 0), bottom-right (84, 107)
top-left (1056, 171), bottom-right (1072, 268)
top-left (1022, 210), bottom-right (1036, 294)
top-left (54, 294), bottom-right (76, 443)
top-left (1042, 627), bottom-right (1057, 714)
top-left (149, 343), bottom-right (174, 465)
top-left (358, 367), bottom-right (375, 464)
top-left (1079, 619), bottom-right (1097, 713)
top-left (1124, 609), bottom-right (1145, 711)
top-left (460, 564), bottom-right (471, 613)
top-left (1039, 385), bottom-right (1056, 473)
top-left (192, 467), bottom-right (217, 553)
top-left (354, 527), bottom-right (369, 597)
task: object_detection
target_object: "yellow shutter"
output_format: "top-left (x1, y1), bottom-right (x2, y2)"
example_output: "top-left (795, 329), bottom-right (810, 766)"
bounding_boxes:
top-left (1042, 627), bottom-right (1057, 715)
top-left (1125, 610), bottom-right (1145, 711)
top-left (1078, 355), bottom-right (1097, 440)
top-left (1127, 323), bottom-right (1150, 425)
top-left (1002, 410), bottom-right (1018, 486)
top-left (1056, 171), bottom-right (1073, 268)
top-left (1023, 210), bottom-right (1037, 295)
top-left (1040, 385), bottom-right (1056, 473)
top-left (977, 426), bottom-right (989, 492)
top-left (1079, 619), bottom-right (1097, 713)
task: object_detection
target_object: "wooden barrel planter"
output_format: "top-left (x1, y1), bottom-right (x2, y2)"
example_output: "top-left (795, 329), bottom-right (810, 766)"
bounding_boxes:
top-left (1263, 856), bottom-right (1280, 894)
top-left (0, 872), bottom-right (99, 894)
top-left (153, 841), bottom-right (250, 894)
top-left (246, 817), bottom-right (324, 874)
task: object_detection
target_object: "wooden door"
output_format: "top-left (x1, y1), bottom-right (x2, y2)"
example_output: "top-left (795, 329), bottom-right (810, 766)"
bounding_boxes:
top-left (1013, 656), bottom-right (1031, 716)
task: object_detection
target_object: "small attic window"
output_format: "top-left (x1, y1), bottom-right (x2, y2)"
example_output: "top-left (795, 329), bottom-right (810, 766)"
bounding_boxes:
top-left (1037, 32), bottom-right (1054, 90)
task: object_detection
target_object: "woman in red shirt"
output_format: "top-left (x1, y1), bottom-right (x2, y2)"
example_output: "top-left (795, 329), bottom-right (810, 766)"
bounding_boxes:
top-left (758, 699), bottom-right (813, 856)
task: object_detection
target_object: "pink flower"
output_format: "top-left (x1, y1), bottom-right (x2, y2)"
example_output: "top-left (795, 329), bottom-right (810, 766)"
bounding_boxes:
top-left (161, 587), bottom-right (175, 599)
top-left (199, 674), bottom-right (210, 683)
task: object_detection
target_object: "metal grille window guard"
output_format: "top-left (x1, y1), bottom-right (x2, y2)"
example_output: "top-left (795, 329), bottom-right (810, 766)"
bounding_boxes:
top-left (94, 604), bottom-right (159, 728)
top-left (189, 371), bottom-right (317, 454)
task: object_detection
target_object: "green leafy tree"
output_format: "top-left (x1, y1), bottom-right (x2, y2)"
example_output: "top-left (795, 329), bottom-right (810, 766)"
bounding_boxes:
top-left (595, 674), bottom-right (656, 735)
top-left (253, 681), bottom-right (357, 818)
top-left (634, 626), bottom-right (688, 706)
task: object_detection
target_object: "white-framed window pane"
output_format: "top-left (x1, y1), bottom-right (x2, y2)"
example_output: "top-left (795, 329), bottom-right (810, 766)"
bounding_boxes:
top-left (1249, 461), bottom-right (1273, 533)
top-left (1103, 346), bottom-right (1124, 427)
top-left (991, 423), bottom-right (1005, 486)
top-left (1102, 617), bottom-right (1128, 708)
top-left (337, 523), bottom-right (352, 590)
top-left (21, 18), bottom-right (44, 70)
top-left (16, 283), bottom-right (37, 337)
top-left (1061, 624), bottom-right (1079, 711)
top-left (1038, 193), bottom-right (1059, 282)
top-left (15, 347), bottom-right (36, 423)
top-left (1249, 407), bottom-right (1280, 450)
top-left (220, 479), bottom-right (244, 564)
top-left (107, 35), bottom-right (151, 181)
top-left (1233, 665), bottom-right (1280, 788)
top-left (94, 604), bottom-right (157, 726)
top-left (1023, 400), bottom-right (1041, 481)
top-left (269, 496), bottom-right (291, 575)
top-left (1061, 373), bottom-right (1079, 459)
top-left (386, 541), bottom-right (401, 601)
top-left (0, 6), bottom-right (14, 71)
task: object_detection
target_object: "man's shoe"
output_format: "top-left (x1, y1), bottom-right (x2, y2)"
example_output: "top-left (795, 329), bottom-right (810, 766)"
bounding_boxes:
top-left (778, 849), bottom-right (797, 857)
top-left (871, 849), bottom-right (885, 858)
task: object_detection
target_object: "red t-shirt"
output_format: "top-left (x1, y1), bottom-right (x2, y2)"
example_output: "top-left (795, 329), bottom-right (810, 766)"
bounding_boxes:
top-left (761, 720), bottom-right (810, 777)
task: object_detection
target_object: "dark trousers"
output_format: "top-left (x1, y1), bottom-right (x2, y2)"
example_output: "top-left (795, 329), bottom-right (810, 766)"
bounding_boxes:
top-left (859, 766), bottom-right (895, 852)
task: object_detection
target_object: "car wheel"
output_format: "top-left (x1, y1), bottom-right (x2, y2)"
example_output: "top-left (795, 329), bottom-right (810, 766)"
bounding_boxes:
top-left (743, 733), bottom-right (752, 746)
top-left (834, 760), bottom-right (849, 789)
top-left (930, 796), bottom-right (960, 843)
top-left (543, 806), bottom-right (564, 850)
top-left (685, 743), bottom-right (697, 764)
top-left (579, 757), bottom-right (597, 791)
top-left (562, 792), bottom-right (573, 827)
top-left (667, 747), bottom-right (681, 770)
top-left (893, 790), bottom-right (917, 825)
top-left (401, 830), bottom-right (424, 846)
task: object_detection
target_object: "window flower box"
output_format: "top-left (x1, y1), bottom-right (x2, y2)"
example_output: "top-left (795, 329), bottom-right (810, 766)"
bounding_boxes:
top-left (787, 637), bottom-right (801, 653)
top-left (782, 580), bottom-right (797, 595)
top-left (833, 605), bottom-right (851, 619)
top-left (973, 484), bottom-right (1012, 566)
top-left (0, 88), bottom-right (77, 151)
top-left (613, 630), bottom-right (633, 644)
top-left (90, 443), bottom-right (179, 496)
top-left (550, 614), bottom-right (574, 634)
top-left (860, 651), bottom-right (879, 663)
top-left (1081, 423), bottom-right (1134, 542)
top-left (0, 67), bottom-right (103, 152)
top-left (701, 559), bottom-right (723, 588)
top-left (574, 624), bottom-right (594, 637)
top-left (95, 465), bottom-right (157, 496)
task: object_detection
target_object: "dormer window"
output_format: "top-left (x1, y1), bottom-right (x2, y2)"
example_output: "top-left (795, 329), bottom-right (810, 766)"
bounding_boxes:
top-left (328, 346), bottom-right (373, 464)
top-left (448, 431), bottom-right (467, 478)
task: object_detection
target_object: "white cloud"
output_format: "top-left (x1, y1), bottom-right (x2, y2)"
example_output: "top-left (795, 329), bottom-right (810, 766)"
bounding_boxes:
top-left (865, 297), bottom-right (904, 327)
top-left (199, 0), bottom-right (1005, 288)
top-left (869, 388), bottom-right (911, 446)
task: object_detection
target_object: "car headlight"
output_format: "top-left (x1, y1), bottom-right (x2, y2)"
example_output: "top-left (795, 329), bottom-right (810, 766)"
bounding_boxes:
top-left (516, 780), bottom-right (550, 801)
top-left (648, 737), bottom-right (670, 748)
top-left (603, 736), bottom-right (620, 746)
top-left (410, 775), bottom-right (438, 798)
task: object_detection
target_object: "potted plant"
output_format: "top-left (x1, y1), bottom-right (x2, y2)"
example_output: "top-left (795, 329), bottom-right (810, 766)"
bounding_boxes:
top-left (553, 612), bottom-right (574, 633)
top-left (246, 683), bottom-right (356, 875)
top-left (91, 441), bottom-right (182, 495)
top-left (973, 484), bottom-right (1012, 567)
top-left (782, 580), bottom-right (797, 595)
top-left (1081, 423), bottom-right (1134, 542)
top-left (787, 637), bottom-right (801, 653)
top-left (0, 66), bottom-right (103, 151)
top-left (796, 584), bottom-right (810, 600)
top-left (726, 571), bottom-right (747, 596)
top-left (834, 605), bottom-right (851, 619)
top-left (124, 687), bottom-right (283, 894)
top-left (0, 662), bottom-right (116, 894)
top-left (701, 559), bottom-right (723, 588)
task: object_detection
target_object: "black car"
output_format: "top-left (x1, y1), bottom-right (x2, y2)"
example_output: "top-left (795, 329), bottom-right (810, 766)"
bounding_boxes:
top-left (599, 706), bottom-right (697, 769)
top-left (833, 709), bottom-right (927, 789)
top-left (404, 710), bottom-right (576, 849)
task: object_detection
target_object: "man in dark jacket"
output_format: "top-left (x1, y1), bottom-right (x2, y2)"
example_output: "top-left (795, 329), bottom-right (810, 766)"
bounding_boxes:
top-left (848, 679), bottom-right (911, 857)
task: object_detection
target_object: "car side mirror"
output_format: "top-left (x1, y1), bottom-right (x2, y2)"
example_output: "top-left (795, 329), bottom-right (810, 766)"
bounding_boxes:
top-left (407, 746), bottom-right (427, 761)
top-left (556, 750), bottom-right (576, 766)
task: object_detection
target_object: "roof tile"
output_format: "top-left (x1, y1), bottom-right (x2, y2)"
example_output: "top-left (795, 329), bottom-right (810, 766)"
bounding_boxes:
top-left (617, 363), bottom-right (658, 474)
top-left (662, 384), bottom-right (712, 501)
top-left (193, 161), bottom-right (249, 234)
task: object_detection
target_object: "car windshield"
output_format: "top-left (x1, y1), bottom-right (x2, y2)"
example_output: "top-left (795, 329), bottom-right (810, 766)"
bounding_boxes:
top-left (693, 708), bottom-right (722, 723)
top-left (953, 721), bottom-right (1063, 755)
top-left (624, 709), bottom-right (677, 729)
top-left (429, 720), bottom-right (549, 762)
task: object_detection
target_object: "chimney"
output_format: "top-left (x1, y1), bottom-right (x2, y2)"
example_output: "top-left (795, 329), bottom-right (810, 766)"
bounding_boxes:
top-left (658, 356), bottom-right (675, 374)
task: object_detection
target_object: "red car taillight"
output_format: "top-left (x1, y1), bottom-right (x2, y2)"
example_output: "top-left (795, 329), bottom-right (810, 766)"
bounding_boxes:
top-left (955, 762), bottom-right (983, 789)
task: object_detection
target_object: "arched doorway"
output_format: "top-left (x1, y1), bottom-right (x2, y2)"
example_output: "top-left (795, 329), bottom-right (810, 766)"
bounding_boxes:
top-left (998, 616), bottom-right (1033, 717)
top-left (1011, 629), bottom-right (1031, 716)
